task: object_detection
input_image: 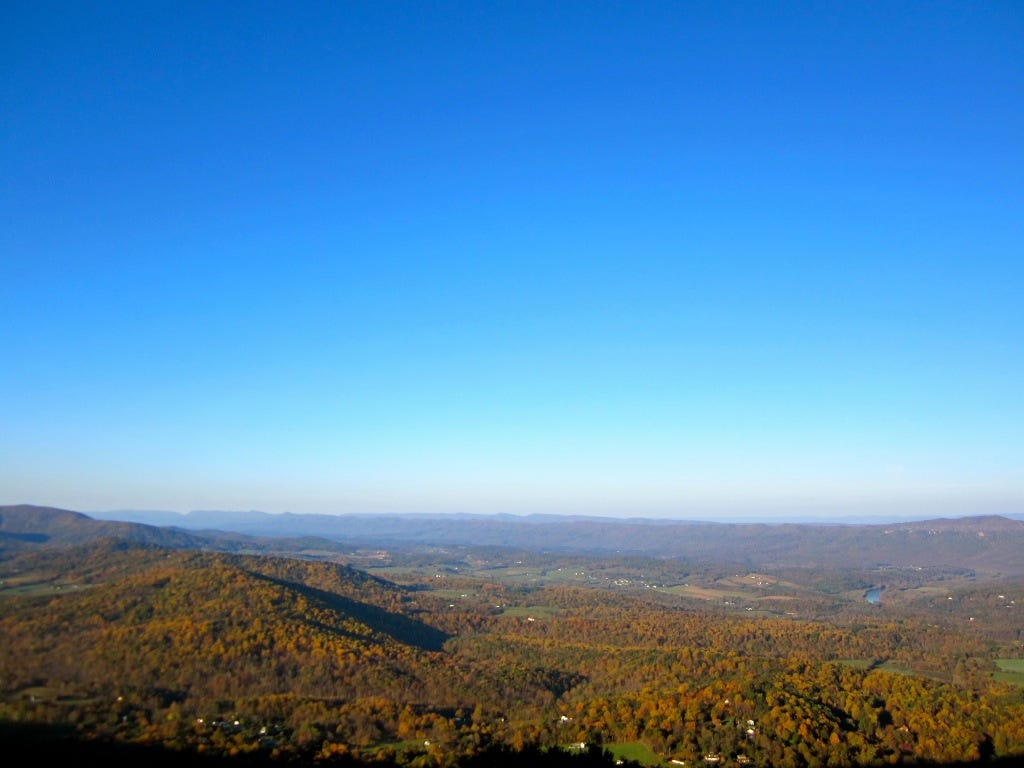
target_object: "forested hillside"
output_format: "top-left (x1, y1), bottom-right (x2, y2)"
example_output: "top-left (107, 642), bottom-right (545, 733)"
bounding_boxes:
top-left (2, 533), bottom-right (1023, 767)
top-left (0, 504), bottom-right (214, 550)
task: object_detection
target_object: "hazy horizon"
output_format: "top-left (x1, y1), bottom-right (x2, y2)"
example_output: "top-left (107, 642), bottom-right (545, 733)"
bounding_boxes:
top-left (3, 3), bottom-right (1021, 520)
top-left (72, 504), bottom-right (1024, 528)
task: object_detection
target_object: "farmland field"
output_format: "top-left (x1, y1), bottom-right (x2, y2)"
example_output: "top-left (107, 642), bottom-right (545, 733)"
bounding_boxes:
top-left (994, 658), bottom-right (1024, 686)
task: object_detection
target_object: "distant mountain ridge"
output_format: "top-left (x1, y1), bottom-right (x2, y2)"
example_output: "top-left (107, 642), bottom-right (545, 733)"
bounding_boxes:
top-left (8, 504), bottom-right (1024, 575)
top-left (0, 504), bottom-right (210, 550)
top-left (0, 504), bottom-right (358, 559)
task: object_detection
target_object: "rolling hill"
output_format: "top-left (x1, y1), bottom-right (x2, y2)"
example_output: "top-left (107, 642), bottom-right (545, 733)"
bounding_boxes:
top-left (0, 504), bottom-right (212, 550)
top-left (2, 513), bottom-right (1023, 767)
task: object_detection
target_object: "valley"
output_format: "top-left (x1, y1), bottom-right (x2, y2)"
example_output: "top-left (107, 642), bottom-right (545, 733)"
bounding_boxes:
top-left (1, 505), bottom-right (1023, 767)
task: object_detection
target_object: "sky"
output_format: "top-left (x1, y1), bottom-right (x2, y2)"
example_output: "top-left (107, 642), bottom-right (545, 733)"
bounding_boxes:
top-left (2, 1), bottom-right (1022, 521)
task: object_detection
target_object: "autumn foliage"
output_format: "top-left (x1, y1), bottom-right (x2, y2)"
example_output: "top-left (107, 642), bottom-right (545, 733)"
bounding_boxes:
top-left (1, 540), bottom-right (1022, 767)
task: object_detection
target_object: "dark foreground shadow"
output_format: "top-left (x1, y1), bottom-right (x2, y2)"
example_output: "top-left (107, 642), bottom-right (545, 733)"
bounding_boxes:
top-left (2, 722), bottom-right (1023, 768)
top-left (1, 722), bottom-right (276, 768)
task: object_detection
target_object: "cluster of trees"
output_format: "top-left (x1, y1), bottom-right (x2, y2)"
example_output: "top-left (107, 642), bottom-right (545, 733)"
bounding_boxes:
top-left (1, 540), bottom-right (1022, 766)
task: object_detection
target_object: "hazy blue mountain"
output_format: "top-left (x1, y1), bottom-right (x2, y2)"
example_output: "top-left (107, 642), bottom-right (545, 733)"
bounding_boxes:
top-left (79, 506), bottom-right (1024, 575)
top-left (0, 504), bottom-right (213, 550)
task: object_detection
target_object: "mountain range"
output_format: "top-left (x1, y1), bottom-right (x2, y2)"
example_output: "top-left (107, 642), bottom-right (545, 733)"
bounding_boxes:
top-left (4, 504), bottom-right (1024, 575)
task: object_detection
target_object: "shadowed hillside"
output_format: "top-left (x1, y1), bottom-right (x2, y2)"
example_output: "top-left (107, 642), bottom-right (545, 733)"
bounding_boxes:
top-left (0, 542), bottom-right (455, 702)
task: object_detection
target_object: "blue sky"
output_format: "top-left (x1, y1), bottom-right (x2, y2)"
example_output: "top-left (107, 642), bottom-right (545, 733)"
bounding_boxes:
top-left (2, 1), bottom-right (1021, 520)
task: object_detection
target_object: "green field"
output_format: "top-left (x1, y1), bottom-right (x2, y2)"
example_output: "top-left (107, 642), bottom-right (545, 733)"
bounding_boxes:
top-left (501, 604), bottom-right (562, 619)
top-left (875, 661), bottom-right (915, 676)
top-left (994, 658), bottom-right (1024, 686)
top-left (606, 741), bottom-right (665, 766)
top-left (0, 579), bottom-right (89, 597)
top-left (836, 658), bottom-right (874, 669)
